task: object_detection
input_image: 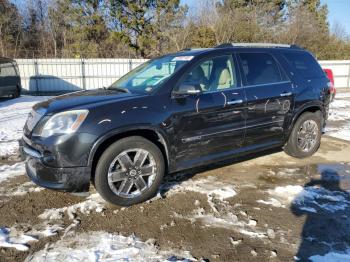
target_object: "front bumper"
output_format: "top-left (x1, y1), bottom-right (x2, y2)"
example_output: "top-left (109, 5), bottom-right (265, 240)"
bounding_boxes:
top-left (20, 139), bottom-right (90, 192)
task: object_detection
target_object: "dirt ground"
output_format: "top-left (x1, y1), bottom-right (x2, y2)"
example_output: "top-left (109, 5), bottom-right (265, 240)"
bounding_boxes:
top-left (0, 134), bottom-right (349, 261)
top-left (0, 92), bottom-right (350, 261)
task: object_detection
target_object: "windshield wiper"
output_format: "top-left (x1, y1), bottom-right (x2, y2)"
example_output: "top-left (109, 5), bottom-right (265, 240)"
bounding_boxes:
top-left (108, 86), bottom-right (130, 93)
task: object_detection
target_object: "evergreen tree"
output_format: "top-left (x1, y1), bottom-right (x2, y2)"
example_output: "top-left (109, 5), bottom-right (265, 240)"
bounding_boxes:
top-left (63, 0), bottom-right (109, 57)
top-left (108, 0), bottom-right (185, 57)
top-left (288, 0), bottom-right (328, 34)
top-left (219, 0), bottom-right (286, 24)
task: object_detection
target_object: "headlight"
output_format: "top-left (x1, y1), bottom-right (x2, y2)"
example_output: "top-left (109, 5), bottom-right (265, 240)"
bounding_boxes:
top-left (35, 110), bottom-right (88, 138)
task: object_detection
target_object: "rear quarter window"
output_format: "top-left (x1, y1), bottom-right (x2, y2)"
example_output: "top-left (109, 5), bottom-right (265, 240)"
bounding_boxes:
top-left (0, 62), bottom-right (17, 76)
top-left (283, 52), bottom-right (324, 79)
top-left (238, 52), bottom-right (284, 86)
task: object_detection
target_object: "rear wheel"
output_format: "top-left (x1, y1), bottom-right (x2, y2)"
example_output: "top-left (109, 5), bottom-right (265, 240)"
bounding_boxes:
top-left (11, 86), bottom-right (20, 99)
top-left (284, 112), bottom-right (322, 158)
top-left (94, 136), bottom-right (165, 206)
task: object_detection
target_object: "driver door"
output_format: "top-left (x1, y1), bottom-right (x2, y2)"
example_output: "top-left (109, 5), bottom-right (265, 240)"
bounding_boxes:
top-left (170, 55), bottom-right (246, 169)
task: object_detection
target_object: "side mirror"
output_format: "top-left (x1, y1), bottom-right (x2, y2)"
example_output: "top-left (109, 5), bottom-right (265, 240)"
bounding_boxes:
top-left (172, 83), bottom-right (202, 97)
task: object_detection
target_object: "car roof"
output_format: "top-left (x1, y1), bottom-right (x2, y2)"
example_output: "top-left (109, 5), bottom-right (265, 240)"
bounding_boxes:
top-left (170, 43), bottom-right (306, 57)
top-left (167, 48), bottom-right (217, 57)
top-left (0, 57), bottom-right (16, 63)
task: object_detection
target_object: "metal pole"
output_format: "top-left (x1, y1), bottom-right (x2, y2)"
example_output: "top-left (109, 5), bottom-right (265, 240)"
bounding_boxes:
top-left (81, 59), bottom-right (86, 90)
top-left (34, 59), bottom-right (39, 93)
top-left (129, 59), bottom-right (133, 71)
top-left (347, 63), bottom-right (350, 88)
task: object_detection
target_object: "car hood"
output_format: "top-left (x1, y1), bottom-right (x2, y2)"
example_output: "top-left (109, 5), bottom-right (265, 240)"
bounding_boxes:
top-left (33, 89), bottom-right (141, 115)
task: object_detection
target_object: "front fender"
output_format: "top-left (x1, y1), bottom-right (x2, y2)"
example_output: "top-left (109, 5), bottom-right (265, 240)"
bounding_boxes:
top-left (87, 125), bottom-right (171, 168)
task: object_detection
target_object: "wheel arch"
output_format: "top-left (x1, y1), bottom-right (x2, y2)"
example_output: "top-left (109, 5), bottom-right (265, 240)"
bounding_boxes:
top-left (88, 127), bottom-right (170, 183)
top-left (287, 103), bottom-right (324, 136)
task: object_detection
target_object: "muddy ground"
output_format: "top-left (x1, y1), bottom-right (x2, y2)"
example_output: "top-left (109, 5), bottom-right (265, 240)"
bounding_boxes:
top-left (1, 93), bottom-right (350, 261)
top-left (0, 134), bottom-right (349, 261)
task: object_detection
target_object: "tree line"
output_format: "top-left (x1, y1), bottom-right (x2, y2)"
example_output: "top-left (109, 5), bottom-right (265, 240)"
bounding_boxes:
top-left (1, 0), bottom-right (349, 59)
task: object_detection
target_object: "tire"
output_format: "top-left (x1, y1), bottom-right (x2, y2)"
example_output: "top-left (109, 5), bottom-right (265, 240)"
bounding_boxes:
top-left (94, 136), bottom-right (165, 206)
top-left (11, 87), bottom-right (20, 99)
top-left (284, 111), bottom-right (322, 158)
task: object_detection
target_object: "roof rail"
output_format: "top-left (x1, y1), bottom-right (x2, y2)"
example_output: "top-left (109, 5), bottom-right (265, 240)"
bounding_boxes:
top-left (216, 43), bottom-right (300, 49)
top-left (215, 43), bottom-right (233, 48)
top-left (0, 57), bottom-right (14, 61)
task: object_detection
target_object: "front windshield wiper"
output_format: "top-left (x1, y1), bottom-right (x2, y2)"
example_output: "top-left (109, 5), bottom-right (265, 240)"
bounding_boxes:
top-left (108, 86), bottom-right (130, 93)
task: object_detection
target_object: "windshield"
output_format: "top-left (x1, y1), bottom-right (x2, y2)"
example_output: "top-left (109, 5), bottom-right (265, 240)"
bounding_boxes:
top-left (109, 55), bottom-right (193, 94)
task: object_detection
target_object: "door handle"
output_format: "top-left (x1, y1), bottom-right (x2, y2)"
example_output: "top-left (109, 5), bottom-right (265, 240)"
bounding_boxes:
top-left (280, 92), bottom-right (292, 97)
top-left (227, 99), bottom-right (243, 105)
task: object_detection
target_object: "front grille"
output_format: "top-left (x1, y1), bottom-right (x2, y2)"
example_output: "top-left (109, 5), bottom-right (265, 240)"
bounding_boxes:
top-left (24, 110), bottom-right (43, 135)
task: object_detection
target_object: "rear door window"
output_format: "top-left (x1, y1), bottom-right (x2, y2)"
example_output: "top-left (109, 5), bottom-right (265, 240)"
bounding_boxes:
top-left (238, 53), bottom-right (283, 86)
top-left (283, 52), bottom-right (324, 79)
top-left (0, 63), bottom-right (17, 77)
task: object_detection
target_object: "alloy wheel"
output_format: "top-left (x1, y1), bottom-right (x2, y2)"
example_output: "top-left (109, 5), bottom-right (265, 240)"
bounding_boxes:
top-left (297, 119), bottom-right (319, 152)
top-left (107, 148), bottom-right (157, 198)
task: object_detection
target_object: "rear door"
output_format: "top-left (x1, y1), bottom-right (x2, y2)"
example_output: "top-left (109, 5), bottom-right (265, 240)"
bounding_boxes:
top-left (0, 62), bottom-right (18, 95)
top-left (281, 51), bottom-right (330, 109)
top-left (171, 54), bottom-right (246, 168)
top-left (237, 52), bottom-right (294, 147)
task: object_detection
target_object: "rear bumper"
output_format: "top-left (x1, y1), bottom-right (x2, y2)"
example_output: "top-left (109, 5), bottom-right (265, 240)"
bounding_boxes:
top-left (20, 139), bottom-right (90, 192)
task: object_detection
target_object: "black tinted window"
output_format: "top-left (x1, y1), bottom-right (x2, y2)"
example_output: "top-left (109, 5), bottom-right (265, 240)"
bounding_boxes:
top-left (283, 52), bottom-right (323, 79)
top-left (238, 53), bottom-right (282, 85)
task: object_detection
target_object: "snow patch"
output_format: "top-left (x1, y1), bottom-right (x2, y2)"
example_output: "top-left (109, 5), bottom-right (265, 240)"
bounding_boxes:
top-left (0, 162), bottom-right (25, 183)
top-left (10, 182), bottom-right (44, 196)
top-left (26, 231), bottom-right (195, 261)
top-left (39, 193), bottom-right (106, 220)
top-left (0, 223), bottom-right (62, 251)
top-left (165, 175), bottom-right (266, 238)
top-left (0, 162), bottom-right (42, 198)
top-left (0, 181), bottom-right (44, 197)
top-left (0, 96), bottom-right (50, 157)
top-left (0, 227), bottom-right (37, 251)
top-left (270, 185), bottom-right (304, 204)
top-left (162, 175), bottom-right (236, 213)
top-left (326, 95), bottom-right (350, 141)
top-left (175, 208), bottom-right (266, 239)
top-left (326, 123), bottom-right (350, 141)
top-left (257, 185), bottom-right (303, 208)
top-left (163, 175), bottom-right (236, 200)
top-left (258, 184), bottom-right (350, 213)
top-left (257, 198), bottom-right (284, 208)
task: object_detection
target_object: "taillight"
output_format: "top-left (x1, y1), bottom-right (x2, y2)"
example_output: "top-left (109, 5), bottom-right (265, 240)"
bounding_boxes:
top-left (327, 81), bottom-right (336, 101)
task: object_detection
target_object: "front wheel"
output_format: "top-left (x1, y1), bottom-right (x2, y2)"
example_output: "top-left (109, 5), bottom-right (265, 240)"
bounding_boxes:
top-left (284, 112), bottom-right (322, 158)
top-left (94, 136), bottom-right (165, 206)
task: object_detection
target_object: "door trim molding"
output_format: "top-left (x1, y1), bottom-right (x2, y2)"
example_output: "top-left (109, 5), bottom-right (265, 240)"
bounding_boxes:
top-left (246, 120), bottom-right (284, 129)
top-left (181, 119), bottom-right (285, 143)
top-left (243, 81), bottom-right (291, 89)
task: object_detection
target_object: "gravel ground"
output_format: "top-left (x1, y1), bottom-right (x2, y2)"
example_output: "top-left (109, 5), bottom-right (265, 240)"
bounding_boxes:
top-left (0, 92), bottom-right (349, 262)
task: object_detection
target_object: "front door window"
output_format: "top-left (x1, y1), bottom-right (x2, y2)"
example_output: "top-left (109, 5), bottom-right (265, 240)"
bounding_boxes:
top-left (181, 55), bottom-right (237, 92)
